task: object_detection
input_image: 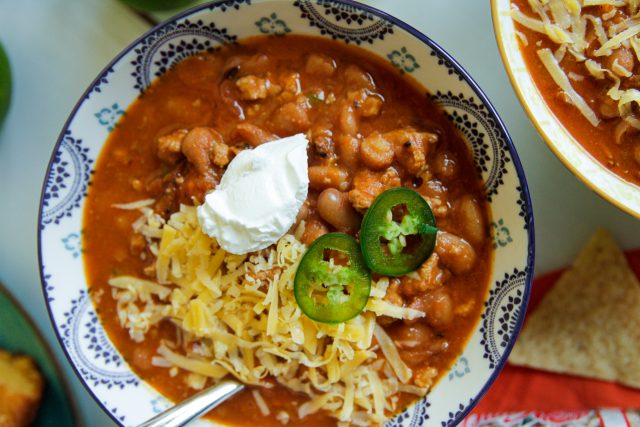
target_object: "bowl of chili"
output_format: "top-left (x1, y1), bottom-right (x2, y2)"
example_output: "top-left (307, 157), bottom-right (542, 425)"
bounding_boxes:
top-left (492, 0), bottom-right (640, 218)
top-left (39, 1), bottom-right (534, 426)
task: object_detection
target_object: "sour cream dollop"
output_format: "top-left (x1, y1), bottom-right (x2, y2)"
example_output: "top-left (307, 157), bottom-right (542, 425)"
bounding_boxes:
top-left (197, 133), bottom-right (309, 254)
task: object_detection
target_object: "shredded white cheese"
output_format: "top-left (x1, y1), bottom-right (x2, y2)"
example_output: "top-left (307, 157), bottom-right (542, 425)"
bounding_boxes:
top-left (112, 199), bottom-right (156, 210)
top-left (512, 0), bottom-right (640, 127)
top-left (537, 48), bottom-right (601, 126)
top-left (595, 22), bottom-right (640, 55)
top-left (583, 0), bottom-right (625, 7)
top-left (252, 389), bottom-right (270, 416)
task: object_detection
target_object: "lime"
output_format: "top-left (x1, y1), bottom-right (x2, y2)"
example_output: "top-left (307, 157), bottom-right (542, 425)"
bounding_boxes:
top-left (0, 42), bottom-right (11, 129)
top-left (120, 0), bottom-right (196, 12)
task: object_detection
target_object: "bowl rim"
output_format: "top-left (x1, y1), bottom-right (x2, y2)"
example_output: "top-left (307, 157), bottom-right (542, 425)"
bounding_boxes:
top-left (37, 0), bottom-right (535, 425)
top-left (491, 0), bottom-right (640, 219)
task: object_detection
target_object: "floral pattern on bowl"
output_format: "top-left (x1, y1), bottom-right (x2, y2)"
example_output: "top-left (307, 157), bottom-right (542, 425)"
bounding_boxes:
top-left (38, 1), bottom-right (535, 426)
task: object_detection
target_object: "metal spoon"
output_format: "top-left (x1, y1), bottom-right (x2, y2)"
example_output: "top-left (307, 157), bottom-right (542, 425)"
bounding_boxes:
top-left (137, 379), bottom-right (245, 427)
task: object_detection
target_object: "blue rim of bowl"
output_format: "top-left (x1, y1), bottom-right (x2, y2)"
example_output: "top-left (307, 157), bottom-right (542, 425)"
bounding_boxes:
top-left (37, 0), bottom-right (535, 425)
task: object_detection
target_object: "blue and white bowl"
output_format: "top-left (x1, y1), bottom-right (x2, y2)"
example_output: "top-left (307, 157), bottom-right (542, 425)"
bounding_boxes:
top-left (38, 1), bottom-right (535, 426)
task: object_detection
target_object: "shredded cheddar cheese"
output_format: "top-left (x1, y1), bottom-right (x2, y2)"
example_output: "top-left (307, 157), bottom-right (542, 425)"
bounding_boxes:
top-left (109, 205), bottom-right (428, 426)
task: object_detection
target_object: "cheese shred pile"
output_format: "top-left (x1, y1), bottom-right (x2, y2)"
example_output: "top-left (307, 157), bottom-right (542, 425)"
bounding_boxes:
top-left (109, 205), bottom-right (429, 426)
top-left (512, 0), bottom-right (640, 131)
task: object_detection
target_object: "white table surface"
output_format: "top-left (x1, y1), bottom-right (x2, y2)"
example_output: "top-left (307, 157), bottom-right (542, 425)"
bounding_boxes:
top-left (1, 0), bottom-right (639, 426)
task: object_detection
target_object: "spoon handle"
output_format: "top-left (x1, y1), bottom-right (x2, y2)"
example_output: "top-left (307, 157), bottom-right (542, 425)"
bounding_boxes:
top-left (138, 379), bottom-right (245, 427)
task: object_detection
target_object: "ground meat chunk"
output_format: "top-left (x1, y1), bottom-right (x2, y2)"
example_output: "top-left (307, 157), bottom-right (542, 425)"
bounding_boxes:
top-left (211, 141), bottom-right (230, 168)
top-left (235, 75), bottom-right (269, 100)
top-left (384, 128), bottom-right (438, 175)
top-left (278, 72), bottom-right (301, 102)
top-left (347, 89), bottom-right (384, 117)
top-left (156, 129), bottom-right (188, 164)
top-left (129, 233), bottom-right (146, 256)
top-left (348, 168), bottom-right (401, 211)
top-left (384, 278), bottom-right (403, 307)
top-left (360, 94), bottom-right (383, 117)
top-left (414, 366), bottom-right (438, 389)
top-left (305, 53), bottom-right (336, 77)
top-left (399, 254), bottom-right (445, 297)
top-left (301, 217), bottom-right (329, 246)
top-left (309, 126), bottom-right (335, 158)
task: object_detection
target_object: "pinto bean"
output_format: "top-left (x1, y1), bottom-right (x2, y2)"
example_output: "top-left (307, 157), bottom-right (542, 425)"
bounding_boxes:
top-left (223, 53), bottom-right (270, 78)
top-left (271, 99), bottom-right (311, 135)
top-left (435, 231), bottom-right (477, 275)
top-left (408, 288), bottom-right (454, 329)
top-left (131, 346), bottom-right (153, 371)
top-left (235, 123), bottom-right (278, 147)
top-left (360, 132), bottom-right (394, 170)
top-left (457, 195), bottom-right (486, 247)
top-left (219, 79), bottom-right (245, 120)
top-left (182, 128), bottom-right (216, 174)
top-left (393, 322), bottom-right (449, 366)
top-left (308, 166), bottom-right (350, 191)
top-left (182, 127), bottom-right (229, 173)
top-left (605, 47), bottom-right (634, 77)
top-left (394, 322), bottom-right (434, 349)
top-left (598, 96), bottom-right (618, 120)
top-left (317, 188), bottom-right (361, 231)
top-left (339, 103), bottom-right (358, 136)
top-left (432, 150), bottom-right (458, 181)
top-left (335, 135), bottom-right (361, 169)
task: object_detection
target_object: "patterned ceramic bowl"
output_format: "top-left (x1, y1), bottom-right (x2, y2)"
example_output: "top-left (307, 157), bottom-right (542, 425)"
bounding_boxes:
top-left (38, 1), bottom-right (534, 426)
top-left (492, 0), bottom-right (640, 218)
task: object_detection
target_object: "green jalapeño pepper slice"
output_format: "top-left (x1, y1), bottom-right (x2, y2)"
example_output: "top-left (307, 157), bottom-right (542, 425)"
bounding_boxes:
top-left (294, 233), bottom-right (371, 324)
top-left (360, 187), bottom-right (438, 276)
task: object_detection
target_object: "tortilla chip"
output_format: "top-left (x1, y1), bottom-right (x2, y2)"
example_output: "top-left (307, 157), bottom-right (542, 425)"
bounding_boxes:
top-left (0, 349), bottom-right (44, 427)
top-left (509, 228), bottom-right (640, 388)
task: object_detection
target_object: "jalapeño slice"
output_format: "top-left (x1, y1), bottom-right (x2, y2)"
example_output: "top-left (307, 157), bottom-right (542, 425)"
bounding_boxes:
top-left (360, 187), bottom-right (438, 276)
top-left (294, 233), bottom-right (371, 324)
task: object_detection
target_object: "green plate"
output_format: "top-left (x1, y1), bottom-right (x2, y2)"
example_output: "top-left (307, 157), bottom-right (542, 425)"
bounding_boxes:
top-left (0, 284), bottom-right (78, 427)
